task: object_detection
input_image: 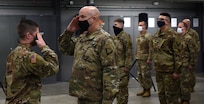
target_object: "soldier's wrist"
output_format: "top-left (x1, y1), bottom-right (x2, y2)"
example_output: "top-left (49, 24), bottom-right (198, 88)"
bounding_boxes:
top-left (41, 45), bottom-right (51, 54)
top-left (40, 45), bottom-right (49, 50)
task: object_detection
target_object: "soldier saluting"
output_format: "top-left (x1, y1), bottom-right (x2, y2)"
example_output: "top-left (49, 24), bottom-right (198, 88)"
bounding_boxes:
top-left (58, 6), bottom-right (118, 104)
top-left (3, 19), bottom-right (59, 104)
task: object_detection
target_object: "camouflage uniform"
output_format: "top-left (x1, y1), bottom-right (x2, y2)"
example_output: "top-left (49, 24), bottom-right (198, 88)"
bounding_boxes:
top-left (135, 32), bottom-right (152, 91)
top-left (174, 33), bottom-right (197, 102)
top-left (186, 28), bottom-right (200, 91)
top-left (58, 28), bottom-right (119, 104)
top-left (152, 28), bottom-right (181, 104)
top-left (3, 44), bottom-right (59, 104)
top-left (111, 31), bottom-right (133, 104)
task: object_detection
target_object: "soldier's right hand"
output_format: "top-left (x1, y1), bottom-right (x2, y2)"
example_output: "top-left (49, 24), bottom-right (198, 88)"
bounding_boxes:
top-left (36, 33), bottom-right (46, 49)
top-left (66, 16), bottom-right (79, 32)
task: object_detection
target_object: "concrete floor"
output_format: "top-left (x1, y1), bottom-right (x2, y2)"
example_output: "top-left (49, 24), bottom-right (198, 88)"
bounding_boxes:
top-left (1, 74), bottom-right (204, 104)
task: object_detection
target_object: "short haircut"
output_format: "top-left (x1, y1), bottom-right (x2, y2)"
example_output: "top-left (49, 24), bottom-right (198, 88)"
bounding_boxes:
top-left (160, 12), bottom-right (171, 22)
top-left (114, 18), bottom-right (124, 24)
top-left (17, 19), bottom-right (39, 38)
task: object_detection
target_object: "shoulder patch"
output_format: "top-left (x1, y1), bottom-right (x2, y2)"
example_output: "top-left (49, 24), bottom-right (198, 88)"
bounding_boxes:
top-left (31, 53), bottom-right (37, 63)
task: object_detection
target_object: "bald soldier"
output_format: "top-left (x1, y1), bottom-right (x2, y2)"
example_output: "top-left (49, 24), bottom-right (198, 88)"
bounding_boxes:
top-left (3, 19), bottom-right (59, 104)
top-left (58, 6), bottom-right (118, 104)
top-left (183, 19), bottom-right (200, 92)
top-left (176, 22), bottom-right (197, 104)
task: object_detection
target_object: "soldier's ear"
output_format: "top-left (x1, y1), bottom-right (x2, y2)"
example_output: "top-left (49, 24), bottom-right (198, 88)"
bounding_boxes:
top-left (25, 32), bottom-right (32, 39)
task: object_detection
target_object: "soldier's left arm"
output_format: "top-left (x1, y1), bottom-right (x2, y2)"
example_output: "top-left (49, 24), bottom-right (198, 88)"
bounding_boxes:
top-left (123, 34), bottom-right (134, 70)
top-left (188, 38), bottom-right (198, 66)
top-left (194, 31), bottom-right (200, 53)
top-left (101, 37), bottom-right (119, 104)
top-left (173, 36), bottom-right (182, 74)
top-left (147, 34), bottom-right (153, 61)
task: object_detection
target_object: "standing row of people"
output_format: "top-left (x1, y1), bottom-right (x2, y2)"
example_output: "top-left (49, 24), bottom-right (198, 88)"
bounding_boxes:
top-left (135, 13), bottom-right (199, 104)
top-left (3, 5), bottom-right (200, 104)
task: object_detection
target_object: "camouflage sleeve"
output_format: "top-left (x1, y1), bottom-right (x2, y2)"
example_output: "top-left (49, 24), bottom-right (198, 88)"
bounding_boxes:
top-left (58, 30), bottom-right (77, 55)
top-left (188, 38), bottom-right (198, 66)
top-left (2, 77), bottom-right (7, 96)
top-left (194, 31), bottom-right (200, 54)
top-left (148, 35), bottom-right (153, 61)
top-left (173, 37), bottom-right (182, 74)
top-left (124, 34), bottom-right (134, 69)
top-left (27, 45), bottom-right (59, 77)
top-left (101, 37), bottom-right (119, 103)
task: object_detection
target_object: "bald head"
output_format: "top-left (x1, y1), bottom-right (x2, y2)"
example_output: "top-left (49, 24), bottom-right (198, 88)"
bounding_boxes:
top-left (183, 19), bottom-right (191, 29)
top-left (78, 6), bottom-right (101, 34)
top-left (79, 6), bottom-right (100, 19)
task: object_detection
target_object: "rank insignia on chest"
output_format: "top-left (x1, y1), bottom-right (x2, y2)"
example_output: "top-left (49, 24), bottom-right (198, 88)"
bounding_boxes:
top-left (106, 48), bottom-right (113, 56)
top-left (31, 54), bottom-right (37, 63)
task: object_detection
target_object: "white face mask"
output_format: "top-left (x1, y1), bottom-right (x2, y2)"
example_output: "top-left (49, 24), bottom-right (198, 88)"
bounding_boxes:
top-left (177, 28), bottom-right (183, 34)
top-left (138, 26), bottom-right (143, 32)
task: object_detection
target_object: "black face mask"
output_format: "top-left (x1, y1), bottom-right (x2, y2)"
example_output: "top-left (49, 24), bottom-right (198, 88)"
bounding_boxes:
top-left (78, 20), bottom-right (90, 34)
top-left (157, 21), bottom-right (165, 28)
top-left (113, 26), bottom-right (123, 35)
top-left (30, 35), bottom-right (37, 46)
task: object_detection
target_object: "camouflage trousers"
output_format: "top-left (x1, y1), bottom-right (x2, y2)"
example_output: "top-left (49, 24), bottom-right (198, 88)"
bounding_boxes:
top-left (189, 66), bottom-right (196, 90)
top-left (77, 98), bottom-right (102, 104)
top-left (190, 57), bottom-right (198, 90)
top-left (5, 99), bottom-right (40, 104)
top-left (179, 67), bottom-right (191, 101)
top-left (136, 60), bottom-right (152, 89)
top-left (115, 67), bottom-right (129, 104)
top-left (156, 71), bottom-right (180, 104)
top-left (5, 95), bottom-right (40, 104)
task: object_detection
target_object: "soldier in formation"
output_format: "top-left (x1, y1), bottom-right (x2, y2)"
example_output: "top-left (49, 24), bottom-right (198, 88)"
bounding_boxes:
top-left (152, 12), bottom-right (181, 104)
top-left (176, 21), bottom-right (197, 104)
top-left (136, 20), bottom-right (153, 97)
top-left (182, 19), bottom-right (200, 93)
top-left (111, 18), bottom-right (134, 104)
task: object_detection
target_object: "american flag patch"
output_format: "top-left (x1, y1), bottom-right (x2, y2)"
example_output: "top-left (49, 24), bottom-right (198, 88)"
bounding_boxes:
top-left (31, 54), bottom-right (37, 63)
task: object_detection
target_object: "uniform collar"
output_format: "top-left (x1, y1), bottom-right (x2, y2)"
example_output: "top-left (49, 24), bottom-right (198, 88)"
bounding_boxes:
top-left (139, 31), bottom-right (147, 37)
top-left (18, 43), bottom-right (32, 50)
top-left (115, 30), bottom-right (124, 37)
top-left (80, 28), bottom-right (101, 42)
top-left (157, 27), bottom-right (171, 37)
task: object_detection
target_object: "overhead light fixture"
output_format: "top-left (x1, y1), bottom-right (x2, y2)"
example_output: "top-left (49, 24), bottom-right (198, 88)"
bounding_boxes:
top-left (90, 0), bottom-right (94, 4)
top-left (69, 0), bottom-right (74, 5)
top-left (87, 0), bottom-right (94, 5)
top-left (152, 1), bottom-right (159, 6)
